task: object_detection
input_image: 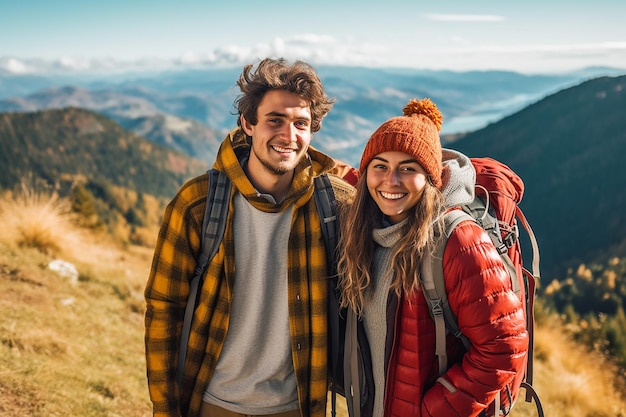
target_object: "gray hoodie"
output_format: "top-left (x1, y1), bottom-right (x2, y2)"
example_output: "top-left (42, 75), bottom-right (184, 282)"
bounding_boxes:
top-left (441, 148), bottom-right (476, 209)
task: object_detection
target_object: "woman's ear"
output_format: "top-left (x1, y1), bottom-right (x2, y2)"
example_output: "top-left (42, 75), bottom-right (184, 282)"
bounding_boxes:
top-left (240, 114), bottom-right (253, 136)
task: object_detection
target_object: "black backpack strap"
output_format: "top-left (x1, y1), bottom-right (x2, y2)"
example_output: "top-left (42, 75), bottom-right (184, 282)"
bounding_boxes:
top-left (520, 382), bottom-right (545, 417)
top-left (177, 169), bottom-right (231, 386)
top-left (313, 174), bottom-right (338, 273)
top-left (344, 309), bottom-right (361, 417)
top-left (314, 173), bottom-right (375, 417)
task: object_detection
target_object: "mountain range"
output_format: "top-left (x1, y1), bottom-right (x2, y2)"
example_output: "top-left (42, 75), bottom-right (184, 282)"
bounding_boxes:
top-left (2, 65), bottom-right (624, 166)
top-left (1, 67), bottom-right (626, 277)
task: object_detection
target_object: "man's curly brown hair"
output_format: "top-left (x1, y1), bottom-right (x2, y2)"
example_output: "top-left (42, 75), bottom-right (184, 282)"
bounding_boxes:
top-left (235, 57), bottom-right (335, 133)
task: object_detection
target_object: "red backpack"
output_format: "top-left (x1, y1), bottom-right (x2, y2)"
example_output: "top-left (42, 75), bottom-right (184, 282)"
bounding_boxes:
top-left (421, 157), bottom-right (544, 416)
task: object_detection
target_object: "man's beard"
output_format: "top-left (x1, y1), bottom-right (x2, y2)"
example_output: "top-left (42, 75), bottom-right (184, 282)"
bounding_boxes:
top-left (252, 146), bottom-right (300, 175)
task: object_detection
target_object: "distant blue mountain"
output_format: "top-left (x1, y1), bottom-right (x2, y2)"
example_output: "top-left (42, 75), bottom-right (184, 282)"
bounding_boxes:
top-left (1, 65), bottom-right (624, 166)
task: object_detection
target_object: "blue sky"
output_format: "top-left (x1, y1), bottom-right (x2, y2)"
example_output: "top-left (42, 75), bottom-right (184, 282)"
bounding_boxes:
top-left (1, 0), bottom-right (625, 74)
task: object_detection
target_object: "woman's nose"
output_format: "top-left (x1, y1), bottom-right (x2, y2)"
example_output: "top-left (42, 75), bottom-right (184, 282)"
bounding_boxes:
top-left (385, 170), bottom-right (400, 184)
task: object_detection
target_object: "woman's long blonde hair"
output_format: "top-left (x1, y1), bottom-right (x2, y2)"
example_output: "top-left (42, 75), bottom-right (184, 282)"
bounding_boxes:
top-left (337, 170), bottom-right (444, 314)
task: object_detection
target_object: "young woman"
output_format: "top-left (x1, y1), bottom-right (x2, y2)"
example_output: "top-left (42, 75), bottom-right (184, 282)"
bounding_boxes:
top-left (337, 98), bottom-right (529, 417)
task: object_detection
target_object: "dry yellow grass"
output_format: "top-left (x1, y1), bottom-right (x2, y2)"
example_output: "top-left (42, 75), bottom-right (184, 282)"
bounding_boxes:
top-left (0, 187), bottom-right (152, 416)
top-left (1, 187), bottom-right (625, 416)
top-left (0, 184), bottom-right (82, 256)
top-left (326, 322), bottom-right (626, 417)
top-left (515, 322), bottom-right (626, 417)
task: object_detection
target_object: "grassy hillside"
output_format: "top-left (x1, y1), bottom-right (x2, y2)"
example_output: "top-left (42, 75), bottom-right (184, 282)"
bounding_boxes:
top-left (0, 107), bottom-right (209, 246)
top-left (1, 186), bottom-right (625, 416)
top-left (0, 187), bottom-right (152, 416)
top-left (0, 107), bottom-right (207, 199)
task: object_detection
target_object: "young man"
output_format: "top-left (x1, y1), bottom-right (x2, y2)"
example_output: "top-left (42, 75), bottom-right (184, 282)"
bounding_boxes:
top-left (144, 58), bottom-right (355, 417)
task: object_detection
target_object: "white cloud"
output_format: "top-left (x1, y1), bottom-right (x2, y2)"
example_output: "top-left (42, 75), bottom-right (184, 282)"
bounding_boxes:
top-left (1, 58), bottom-right (35, 74)
top-left (170, 35), bottom-right (387, 69)
top-left (2, 35), bottom-right (625, 76)
top-left (424, 13), bottom-right (506, 22)
top-left (57, 57), bottom-right (93, 71)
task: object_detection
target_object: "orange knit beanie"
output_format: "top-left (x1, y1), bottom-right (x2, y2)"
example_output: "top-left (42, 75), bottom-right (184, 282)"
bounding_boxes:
top-left (359, 98), bottom-right (444, 188)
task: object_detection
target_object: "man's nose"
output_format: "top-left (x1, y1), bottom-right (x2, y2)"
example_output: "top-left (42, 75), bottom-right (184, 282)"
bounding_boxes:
top-left (285, 123), bottom-right (299, 142)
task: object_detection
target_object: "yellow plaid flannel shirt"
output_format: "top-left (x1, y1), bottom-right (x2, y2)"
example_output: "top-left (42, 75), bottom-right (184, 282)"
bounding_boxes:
top-left (144, 128), bottom-right (355, 417)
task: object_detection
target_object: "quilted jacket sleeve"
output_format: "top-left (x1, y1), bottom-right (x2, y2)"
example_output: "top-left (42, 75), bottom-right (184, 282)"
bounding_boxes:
top-left (421, 219), bottom-right (529, 417)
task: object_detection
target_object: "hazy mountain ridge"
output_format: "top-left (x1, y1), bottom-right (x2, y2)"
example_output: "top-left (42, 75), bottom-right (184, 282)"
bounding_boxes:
top-left (0, 85), bottom-right (226, 162)
top-left (2, 65), bottom-right (624, 166)
top-left (120, 113), bottom-right (223, 161)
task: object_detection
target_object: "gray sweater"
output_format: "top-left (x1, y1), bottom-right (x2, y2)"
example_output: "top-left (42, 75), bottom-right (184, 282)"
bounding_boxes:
top-left (203, 192), bottom-right (298, 414)
top-left (363, 219), bottom-right (408, 417)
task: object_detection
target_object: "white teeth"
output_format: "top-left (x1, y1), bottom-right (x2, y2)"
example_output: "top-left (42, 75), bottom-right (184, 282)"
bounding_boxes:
top-left (272, 145), bottom-right (296, 153)
top-left (380, 191), bottom-right (405, 200)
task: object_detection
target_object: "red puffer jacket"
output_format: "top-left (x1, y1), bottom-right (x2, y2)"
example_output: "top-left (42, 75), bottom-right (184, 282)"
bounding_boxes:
top-left (384, 217), bottom-right (529, 417)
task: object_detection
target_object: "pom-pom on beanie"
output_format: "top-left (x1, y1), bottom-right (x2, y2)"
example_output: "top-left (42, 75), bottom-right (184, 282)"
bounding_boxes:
top-left (359, 98), bottom-right (444, 189)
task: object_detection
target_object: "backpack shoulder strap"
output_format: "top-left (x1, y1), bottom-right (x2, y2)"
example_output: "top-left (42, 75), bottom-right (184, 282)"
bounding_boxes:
top-left (421, 209), bottom-right (473, 376)
top-left (313, 173), bottom-right (338, 272)
top-left (313, 173), bottom-right (345, 416)
top-left (316, 173), bottom-right (376, 417)
top-left (177, 168), bottom-right (231, 386)
top-left (516, 206), bottom-right (541, 279)
top-left (344, 308), bottom-right (361, 417)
